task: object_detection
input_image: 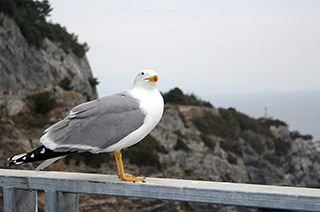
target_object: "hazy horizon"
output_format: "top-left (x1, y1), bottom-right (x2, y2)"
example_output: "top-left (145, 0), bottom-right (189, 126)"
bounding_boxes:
top-left (206, 90), bottom-right (320, 141)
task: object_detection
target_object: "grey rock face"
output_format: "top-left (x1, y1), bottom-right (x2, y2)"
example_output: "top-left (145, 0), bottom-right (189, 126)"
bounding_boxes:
top-left (149, 105), bottom-right (320, 188)
top-left (0, 13), bottom-right (97, 99)
top-left (150, 106), bottom-right (248, 182)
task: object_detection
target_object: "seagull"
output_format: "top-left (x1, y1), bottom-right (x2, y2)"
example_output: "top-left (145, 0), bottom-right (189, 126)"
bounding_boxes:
top-left (8, 70), bottom-right (164, 182)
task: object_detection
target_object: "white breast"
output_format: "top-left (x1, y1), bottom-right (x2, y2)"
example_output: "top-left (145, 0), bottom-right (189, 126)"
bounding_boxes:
top-left (101, 87), bottom-right (164, 152)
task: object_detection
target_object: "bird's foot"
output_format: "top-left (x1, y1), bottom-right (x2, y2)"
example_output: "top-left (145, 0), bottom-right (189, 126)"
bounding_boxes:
top-left (119, 173), bottom-right (145, 182)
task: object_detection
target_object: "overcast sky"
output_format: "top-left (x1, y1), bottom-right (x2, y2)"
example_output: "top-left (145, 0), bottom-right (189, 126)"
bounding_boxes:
top-left (48, 0), bottom-right (320, 98)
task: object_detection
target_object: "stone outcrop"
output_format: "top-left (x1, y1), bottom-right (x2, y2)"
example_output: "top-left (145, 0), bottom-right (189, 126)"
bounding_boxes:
top-left (0, 13), bottom-right (97, 99)
top-left (149, 105), bottom-right (320, 188)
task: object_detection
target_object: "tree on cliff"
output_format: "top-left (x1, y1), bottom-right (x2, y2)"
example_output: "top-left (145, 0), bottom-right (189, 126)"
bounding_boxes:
top-left (163, 87), bottom-right (213, 107)
top-left (0, 0), bottom-right (89, 58)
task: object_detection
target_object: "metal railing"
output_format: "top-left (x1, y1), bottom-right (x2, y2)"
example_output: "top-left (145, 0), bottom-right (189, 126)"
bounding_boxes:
top-left (1, 169), bottom-right (320, 212)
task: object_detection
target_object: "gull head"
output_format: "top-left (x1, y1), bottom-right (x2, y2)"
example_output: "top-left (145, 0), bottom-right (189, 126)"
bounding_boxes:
top-left (133, 70), bottom-right (159, 89)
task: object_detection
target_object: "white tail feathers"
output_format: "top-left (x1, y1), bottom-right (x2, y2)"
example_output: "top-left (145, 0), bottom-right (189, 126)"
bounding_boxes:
top-left (35, 156), bottom-right (65, 171)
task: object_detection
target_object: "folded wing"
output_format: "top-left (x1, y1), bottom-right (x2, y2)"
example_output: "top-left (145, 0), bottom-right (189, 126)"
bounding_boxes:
top-left (40, 92), bottom-right (146, 152)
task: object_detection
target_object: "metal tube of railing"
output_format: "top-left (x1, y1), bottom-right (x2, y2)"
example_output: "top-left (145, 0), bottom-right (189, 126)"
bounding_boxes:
top-left (1, 169), bottom-right (320, 211)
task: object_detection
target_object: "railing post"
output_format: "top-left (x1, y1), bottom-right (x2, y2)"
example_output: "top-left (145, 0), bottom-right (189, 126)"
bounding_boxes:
top-left (3, 187), bottom-right (37, 212)
top-left (45, 190), bottom-right (79, 212)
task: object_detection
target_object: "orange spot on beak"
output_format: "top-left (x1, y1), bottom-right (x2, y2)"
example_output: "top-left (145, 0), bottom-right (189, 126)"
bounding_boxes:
top-left (145, 75), bottom-right (158, 82)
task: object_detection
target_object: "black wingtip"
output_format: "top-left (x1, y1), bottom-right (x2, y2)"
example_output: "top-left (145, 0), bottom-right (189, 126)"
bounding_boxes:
top-left (7, 145), bottom-right (74, 166)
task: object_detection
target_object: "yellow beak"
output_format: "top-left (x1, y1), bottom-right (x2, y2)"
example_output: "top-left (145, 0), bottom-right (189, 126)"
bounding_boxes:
top-left (146, 75), bottom-right (158, 82)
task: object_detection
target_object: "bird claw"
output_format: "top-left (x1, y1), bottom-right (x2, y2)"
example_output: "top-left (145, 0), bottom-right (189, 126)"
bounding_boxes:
top-left (119, 173), bottom-right (145, 182)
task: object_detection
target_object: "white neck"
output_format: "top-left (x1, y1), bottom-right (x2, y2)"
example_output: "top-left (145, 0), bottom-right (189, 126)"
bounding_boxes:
top-left (133, 82), bottom-right (157, 90)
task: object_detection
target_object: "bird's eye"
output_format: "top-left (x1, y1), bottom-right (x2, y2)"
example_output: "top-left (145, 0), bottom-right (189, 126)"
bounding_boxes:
top-left (141, 72), bottom-right (144, 75)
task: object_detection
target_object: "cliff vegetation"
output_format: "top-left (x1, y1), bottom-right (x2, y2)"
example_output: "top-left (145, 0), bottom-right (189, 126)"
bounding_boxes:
top-left (0, 0), bottom-right (89, 57)
top-left (163, 87), bottom-right (213, 107)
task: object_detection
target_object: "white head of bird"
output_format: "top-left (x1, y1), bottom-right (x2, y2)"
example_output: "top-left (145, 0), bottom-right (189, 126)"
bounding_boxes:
top-left (133, 70), bottom-right (159, 89)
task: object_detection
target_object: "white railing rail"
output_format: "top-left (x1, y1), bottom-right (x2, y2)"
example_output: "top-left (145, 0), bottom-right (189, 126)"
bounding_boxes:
top-left (1, 169), bottom-right (320, 212)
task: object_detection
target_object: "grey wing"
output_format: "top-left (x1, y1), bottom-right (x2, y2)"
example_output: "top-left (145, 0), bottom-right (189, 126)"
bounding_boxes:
top-left (40, 92), bottom-right (145, 152)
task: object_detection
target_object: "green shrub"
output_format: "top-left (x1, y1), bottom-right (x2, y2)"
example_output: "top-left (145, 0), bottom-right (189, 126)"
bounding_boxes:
top-left (186, 93), bottom-right (213, 107)
top-left (290, 130), bottom-right (313, 140)
top-left (220, 139), bottom-right (243, 157)
top-left (0, 0), bottom-right (89, 58)
top-left (191, 110), bottom-right (231, 138)
top-left (10, 92), bottom-right (55, 128)
top-left (163, 87), bottom-right (186, 105)
top-left (191, 114), bottom-right (213, 134)
top-left (27, 92), bottom-right (56, 115)
top-left (242, 131), bottom-right (265, 155)
top-left (12, 112), bottom-right (47, 128)
top-left (174, 137), bottom-right (190, 152)
top-left (200, 133), bottom-right (215, 150)
top-left (227, 154), bottom-right (237, 165)
top-left (163, 87), bottom-right (213, 107)
top-left (264, 119), bottom-right (288, 128)
top-left (124, 135), bottom-right (167, 170)
top-left (0, 0), bottom-right (15, 17)
top-left (218, 108), bottom-right (241, 138)
top-left (234, 111), bottom-right (272, 137)
top-left (274, 138), bottom-right (290, 156)
top-left (219, 108), bottom-right (273, 138)
top-left (59, 77), bottom-right (73, 90)
top-left (302, 134), bottom-right (313, 140)
top-left (88, 77), bottom-right (99, 87)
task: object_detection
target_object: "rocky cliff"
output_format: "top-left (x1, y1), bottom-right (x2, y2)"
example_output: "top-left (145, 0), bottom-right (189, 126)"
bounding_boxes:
top-left (0, 12), bottom-right (97, 99)
top-left (1, 97), bottom-right (319, 211)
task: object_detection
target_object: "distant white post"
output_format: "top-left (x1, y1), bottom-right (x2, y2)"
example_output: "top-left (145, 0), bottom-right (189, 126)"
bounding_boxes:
top-left (264, 107), bottom-right (268, 119)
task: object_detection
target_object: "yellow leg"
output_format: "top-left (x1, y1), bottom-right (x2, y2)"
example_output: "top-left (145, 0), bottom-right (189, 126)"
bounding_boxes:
top-left (113, 151), bottom-right (144, 182)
